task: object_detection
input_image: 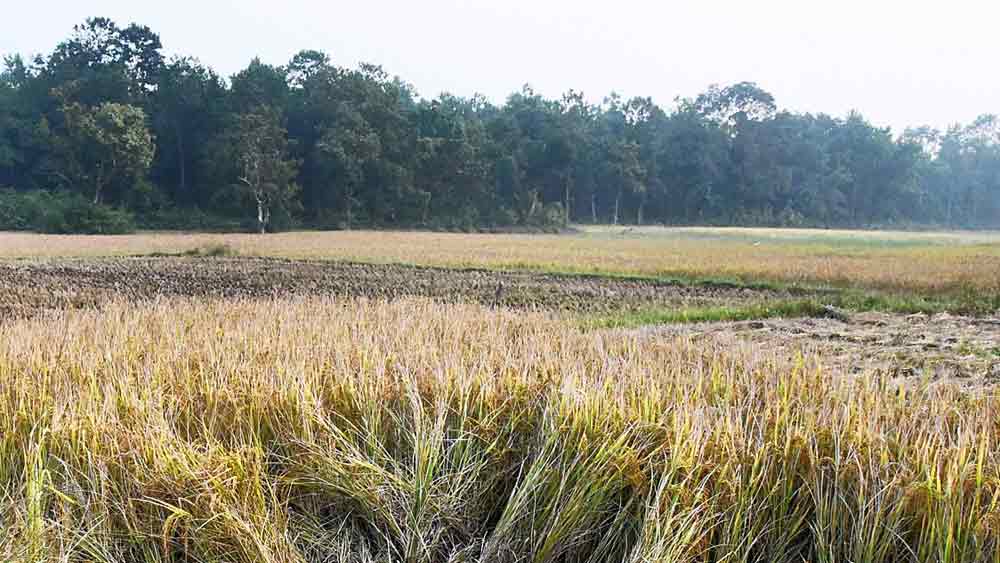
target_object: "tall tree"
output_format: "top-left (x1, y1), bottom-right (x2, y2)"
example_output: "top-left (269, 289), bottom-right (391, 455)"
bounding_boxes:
top-left (315, 106), bottom-right (381, 229)
top-left (150, 57), bottom-right (227, 204)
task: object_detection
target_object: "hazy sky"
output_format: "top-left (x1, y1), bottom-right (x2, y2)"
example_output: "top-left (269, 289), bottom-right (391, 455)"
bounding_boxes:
top-left (2, 0), bottom-right (997, 132)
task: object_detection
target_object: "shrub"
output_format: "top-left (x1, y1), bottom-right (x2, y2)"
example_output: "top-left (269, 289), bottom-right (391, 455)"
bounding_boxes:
top-left (182, 242), bottom-right (240, 257)
top-left (38, 193), bottom-right (135, 234)
top-left (0, 189), bottom-right (135, 234)
top-left (136, 207), bottom-right (243, 232)
top-left (0, 189), bottom-right (46, 230)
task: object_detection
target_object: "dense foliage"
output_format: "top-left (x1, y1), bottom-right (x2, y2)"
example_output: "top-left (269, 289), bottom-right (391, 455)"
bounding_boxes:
top-left (1, 18), bottom-right (998, 232)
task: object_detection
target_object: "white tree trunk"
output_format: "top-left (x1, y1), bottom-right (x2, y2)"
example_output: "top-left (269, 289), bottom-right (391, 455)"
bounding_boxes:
top-left (256, 192), bottom-right (267, 234)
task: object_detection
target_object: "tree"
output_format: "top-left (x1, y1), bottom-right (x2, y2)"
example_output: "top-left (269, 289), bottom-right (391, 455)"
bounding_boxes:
top-left (598, 95), bottom-right (646, 225)
top-left (694, 82), bottom-right (776, 133)
top-left (825, 112), bottom-right (903, 225)
top-left (150, 57), bottom-right (227, 204)
top-left (600, 137), bottom-right (643, 225)
top-left (47, 17), bottom-right (163, 99)
top-left (60, 102), bottom-right (154, 204)
top-left (937, 115), bottom-right (1000, 226)
top-left (286, 50), bottom-right (331, 89)
top-left (0, 56), bottom-right (56, 191)
top-left (230, 58), bottom-right (289, 114)
top-left (658, 107), bottom-right (729, 221)
top-left (412, 95), bottom-right (493, 226)
top-left (224, 107), bottom-right (300, 233)
top-left (555, 90), bottom-right (596, 223)
top-left (315, 106), bottom-right (381, 229)
top-left (3, 15), bottom-right (1000, 232)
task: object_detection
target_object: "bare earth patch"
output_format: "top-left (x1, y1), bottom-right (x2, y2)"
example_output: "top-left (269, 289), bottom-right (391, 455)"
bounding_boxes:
top-left (0, 256), bottom-right (790, 319)
top-left (640, 312), bottom-right (1000, 384)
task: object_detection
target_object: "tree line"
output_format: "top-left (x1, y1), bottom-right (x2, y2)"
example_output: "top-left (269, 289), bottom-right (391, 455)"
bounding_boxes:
top-left (1, 17), bottom-right (998, 233)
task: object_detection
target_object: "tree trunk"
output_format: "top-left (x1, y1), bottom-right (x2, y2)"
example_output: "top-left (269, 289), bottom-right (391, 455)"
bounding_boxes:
top-left (175, 122), bottom-right (187, 199)
top-left (257, 197), bottom-right (266, 234)
top-left (613, 189), bottom-right (621, 225)
top-left (591, 193), bottom-right (597, 223)
top-left (93, 167), bottom-right (104, 205)
top-left (563, 178), bottom-right (571, 226)
top-left (345, 186), bottom-right (353, 230)
top-left (637, 201), bottom-right (644, 225)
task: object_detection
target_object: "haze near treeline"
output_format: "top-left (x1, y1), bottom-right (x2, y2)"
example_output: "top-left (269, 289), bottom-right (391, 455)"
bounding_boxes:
top-left (2, 0), bottom-right (996, 133)
top-left (0, 7), bottom-right (998, 233)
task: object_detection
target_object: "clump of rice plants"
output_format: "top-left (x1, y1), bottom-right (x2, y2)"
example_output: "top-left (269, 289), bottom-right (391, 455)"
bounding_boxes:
top-left (1, 296), bottom-right (998, 562)
top-left (182, 242), bottom-right (240, 257)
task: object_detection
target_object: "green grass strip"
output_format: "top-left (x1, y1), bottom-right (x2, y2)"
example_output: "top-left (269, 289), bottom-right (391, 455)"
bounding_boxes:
top-left (586, 300), bottom-right (830, 330)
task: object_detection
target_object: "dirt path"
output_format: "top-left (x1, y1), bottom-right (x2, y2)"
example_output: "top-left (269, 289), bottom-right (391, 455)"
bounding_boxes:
top-left (0, 256), bottom-right (793, 319)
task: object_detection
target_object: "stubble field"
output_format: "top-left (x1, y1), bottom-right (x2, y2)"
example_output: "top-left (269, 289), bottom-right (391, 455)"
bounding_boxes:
top-left (1, 225), bottom-right (999, 292)
top-left (2, 226), bottom-right (1000, 562)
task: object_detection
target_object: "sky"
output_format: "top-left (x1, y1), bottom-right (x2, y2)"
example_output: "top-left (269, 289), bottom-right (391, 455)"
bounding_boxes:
top-left (2, 0), bottom-right (997, 133)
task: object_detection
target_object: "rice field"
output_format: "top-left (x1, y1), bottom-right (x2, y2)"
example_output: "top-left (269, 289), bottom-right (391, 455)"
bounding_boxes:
top-left (2, 226), bottom-right (999, 293)
top-left (2, 227), bottom-right (999, 562)
top-left (2, 297), bottom-right (999, 562)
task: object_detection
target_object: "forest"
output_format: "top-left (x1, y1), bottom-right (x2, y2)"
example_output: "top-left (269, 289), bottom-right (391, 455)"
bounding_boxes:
top-left (1, 17), bottom-right (998, 233)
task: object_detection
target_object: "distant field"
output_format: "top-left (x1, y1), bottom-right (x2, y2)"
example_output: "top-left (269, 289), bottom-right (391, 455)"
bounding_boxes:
top-left (2, 226), bottom-right (999, 293)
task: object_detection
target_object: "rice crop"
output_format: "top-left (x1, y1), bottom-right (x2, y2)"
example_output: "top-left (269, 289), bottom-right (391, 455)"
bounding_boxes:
top-left (2, 296), bottom-right (998, 562)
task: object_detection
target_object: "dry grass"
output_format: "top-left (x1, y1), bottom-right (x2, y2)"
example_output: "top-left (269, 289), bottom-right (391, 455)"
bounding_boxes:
top-left (2, 296), bottom-right (999, 562)
top-left (2, 226), bottom-right (999, 294)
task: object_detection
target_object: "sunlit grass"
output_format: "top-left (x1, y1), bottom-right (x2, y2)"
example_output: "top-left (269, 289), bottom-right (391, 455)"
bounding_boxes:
top-left (586, 299), bottom-right (831, 329)
top-left (585, 225), bottom-right (1000, 246)
top-left (2, 296), bottom-right (999, 562)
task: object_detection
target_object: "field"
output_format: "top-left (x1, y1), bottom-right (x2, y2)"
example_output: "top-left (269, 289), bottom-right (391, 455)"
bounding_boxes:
top-left (2, 226), bottom-right (1000, 562)
top-left (2, 226), bottom-right (999, 293)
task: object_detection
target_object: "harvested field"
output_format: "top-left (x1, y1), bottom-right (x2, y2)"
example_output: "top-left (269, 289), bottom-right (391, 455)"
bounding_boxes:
top-left (0, 256), bottom-right (795, 320)
top-left (643, 311), bottom-right (1000, 383)
top-left (1, 226), bottom-right (999, 293)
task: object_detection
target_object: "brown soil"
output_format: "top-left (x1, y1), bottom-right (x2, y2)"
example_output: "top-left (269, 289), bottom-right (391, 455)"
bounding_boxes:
top-left (0, 256), bottom-right (790, 320)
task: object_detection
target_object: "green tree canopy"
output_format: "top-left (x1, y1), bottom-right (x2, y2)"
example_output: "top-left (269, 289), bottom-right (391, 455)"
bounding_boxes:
top-left (0, 17), bottom-right (998, 232)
